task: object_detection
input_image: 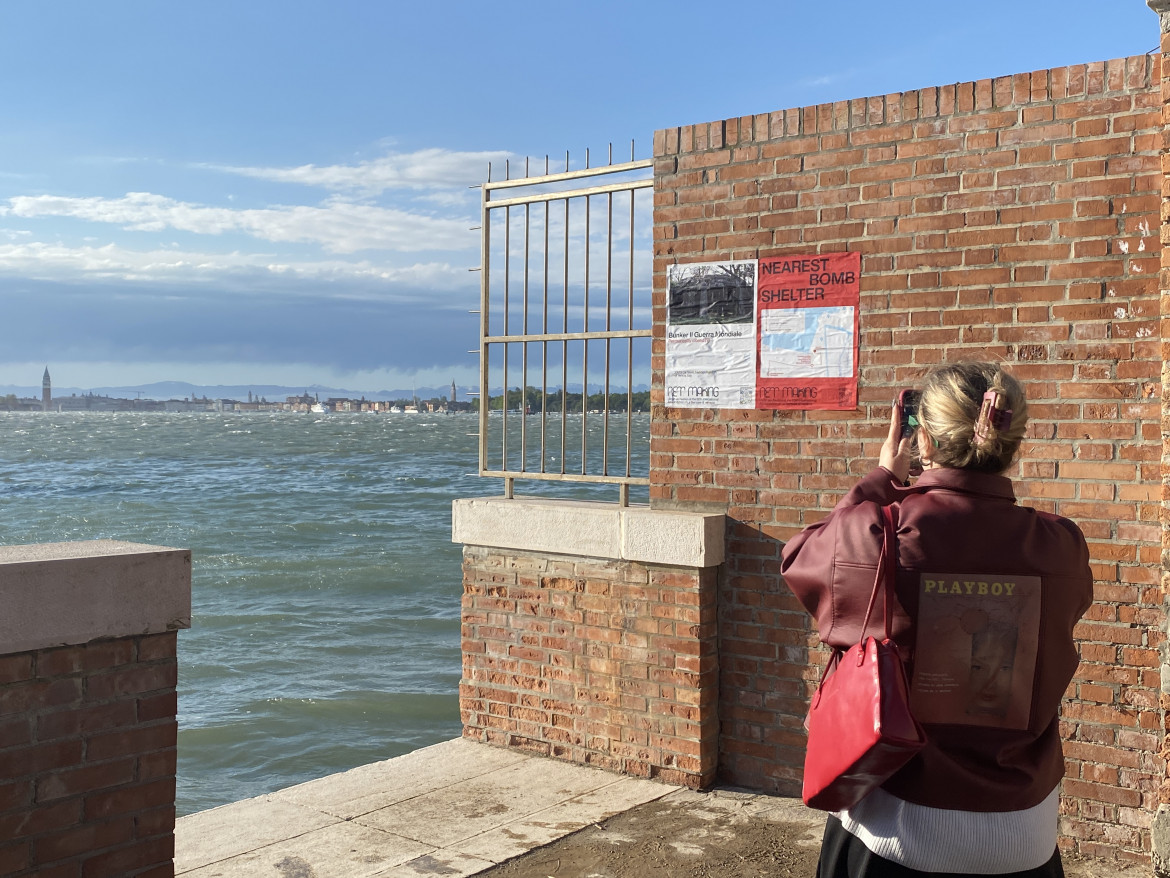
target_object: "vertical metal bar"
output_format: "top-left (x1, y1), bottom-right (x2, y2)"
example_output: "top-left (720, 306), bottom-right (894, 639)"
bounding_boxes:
top-left (541, 156), bottom-right (549, 474)
top-left (627, 184), bottom-right (635, 480)
top-left (582, 148), bottom-right (590, 475)
top-left (606, 189), bottom-right (614, 332)
top-left (561, 182), bottom-right (569, 475)
top-left (629, 140), bottom-right (639, 489)
top-left (479, 167), bottom-right (491, 481)
top-left (619, 482), bottom-right (629, 508)
top-left (502, 168), bottom-right (510, 479)
top-left (521, 166), bottom-right (530, 472)
top-left (603, 179), bottom-right (612, 476)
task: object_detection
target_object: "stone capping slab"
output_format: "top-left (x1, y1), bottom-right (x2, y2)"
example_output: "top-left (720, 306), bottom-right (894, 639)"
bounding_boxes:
top-left (452, 497), bottom-right (725, 567)
top-left (0, 540), bottom-right (192, 655)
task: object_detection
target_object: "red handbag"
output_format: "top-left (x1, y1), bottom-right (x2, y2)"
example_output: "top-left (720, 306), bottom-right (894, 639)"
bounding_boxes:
top-left (801, 504), bottom-right (926, 811)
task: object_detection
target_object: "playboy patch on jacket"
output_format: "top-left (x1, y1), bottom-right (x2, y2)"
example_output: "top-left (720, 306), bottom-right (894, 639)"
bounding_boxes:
top-left (909, 574), bottom-right (1042, 730)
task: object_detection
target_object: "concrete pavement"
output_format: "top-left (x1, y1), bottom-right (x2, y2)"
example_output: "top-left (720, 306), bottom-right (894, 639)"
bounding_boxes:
top-left (174, 738), bottom-right (1148, 877)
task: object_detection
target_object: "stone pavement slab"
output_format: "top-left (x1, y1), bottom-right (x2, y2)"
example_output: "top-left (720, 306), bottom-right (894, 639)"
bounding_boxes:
top-left (175, 738), bottom-right (681, 877)
top-left (447, 774), bottom-right (676, 865)
top-left (175, 799), bottom-right (341, 873)
top-left (269, 734), bottom-right (531, 820)
top-left (355, 755), bottom-right (632, 847)
top-left (180, 821), bottom-right (434, 878)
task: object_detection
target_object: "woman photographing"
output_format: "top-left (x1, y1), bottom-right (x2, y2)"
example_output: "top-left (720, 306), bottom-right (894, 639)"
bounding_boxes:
top-left (781, 363), bottom-right (1093, 877)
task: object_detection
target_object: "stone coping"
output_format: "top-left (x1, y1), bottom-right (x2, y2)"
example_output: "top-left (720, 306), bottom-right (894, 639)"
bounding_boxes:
top-left (452, 497), bottom-right (725, 567)
top-left (0, 540), bottom-right (191, 654)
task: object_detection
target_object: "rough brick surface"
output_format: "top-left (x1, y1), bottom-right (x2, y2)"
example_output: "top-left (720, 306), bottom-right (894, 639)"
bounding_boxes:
top-left (460, 547), bottom-right (719, 788)
top-left (652, 56), bottom-right (1162, 864)
top-left (0, 633), bottom-right (178, 877)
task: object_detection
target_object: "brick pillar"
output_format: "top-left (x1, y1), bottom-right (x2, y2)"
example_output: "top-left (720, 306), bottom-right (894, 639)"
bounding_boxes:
top-left (0, 541), bottom-right (190, 878)
top-left (1154, 1), bottom-right (1170, 873)
top-left (453, 498), bottom-right (724, 788)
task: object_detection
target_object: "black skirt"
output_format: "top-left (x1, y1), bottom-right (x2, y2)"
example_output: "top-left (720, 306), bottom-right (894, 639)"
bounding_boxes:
top-left (817, 816), bottom-right (1065, 878)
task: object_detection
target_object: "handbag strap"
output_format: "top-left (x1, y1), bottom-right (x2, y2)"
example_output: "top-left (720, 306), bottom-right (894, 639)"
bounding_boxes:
top-left (881, 504), bottom-right (898, 636)
top-left (858, 504), bottom-right (898, 643)
top-left (811, 502), bottom-right (900, 704)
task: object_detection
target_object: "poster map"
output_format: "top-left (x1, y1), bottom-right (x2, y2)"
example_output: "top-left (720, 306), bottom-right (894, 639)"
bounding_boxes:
top-left (760, 306), bottom-right (856, 379)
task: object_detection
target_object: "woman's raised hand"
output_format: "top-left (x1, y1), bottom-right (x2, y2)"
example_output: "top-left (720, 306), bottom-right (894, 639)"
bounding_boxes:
top-left (879, 400), bottom-right (913, 483)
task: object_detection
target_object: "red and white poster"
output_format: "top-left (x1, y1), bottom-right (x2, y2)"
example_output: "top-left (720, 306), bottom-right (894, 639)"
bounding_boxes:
top-left (755, 252), bottom-right (860, 411)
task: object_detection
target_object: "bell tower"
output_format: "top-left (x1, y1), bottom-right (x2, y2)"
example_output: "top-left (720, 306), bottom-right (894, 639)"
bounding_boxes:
top-left (41, 367), bottom-right (51, 412)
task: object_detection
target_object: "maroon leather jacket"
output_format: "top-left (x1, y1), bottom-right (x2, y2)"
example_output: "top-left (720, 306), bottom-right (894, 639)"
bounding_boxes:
top-left (780, 466), bottom-right (1093, 812)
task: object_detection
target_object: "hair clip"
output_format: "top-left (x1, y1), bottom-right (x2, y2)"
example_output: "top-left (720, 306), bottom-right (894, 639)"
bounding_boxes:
top-left (973, 390), bottom-right (1013, 444)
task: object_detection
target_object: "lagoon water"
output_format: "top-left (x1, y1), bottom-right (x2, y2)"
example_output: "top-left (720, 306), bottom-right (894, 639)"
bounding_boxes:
top-left (0, 411), bottom-right (648, 815)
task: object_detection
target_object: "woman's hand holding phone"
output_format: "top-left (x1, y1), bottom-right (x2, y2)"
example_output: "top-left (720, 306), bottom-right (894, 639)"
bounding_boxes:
top-left (880, 397), bottom-right (915, 483)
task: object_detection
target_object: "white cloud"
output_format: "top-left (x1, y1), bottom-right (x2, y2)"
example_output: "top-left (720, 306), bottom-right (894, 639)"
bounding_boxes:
top-left (209, 147), bottom-right (513, 195)
top-left (0, 240), bottom-right (471, 294)
top-left (1, 192), bottom-right (476, 254)
top-left (414, 190), bottom-right (478, 208)
top-left (798, 73), bottom-right (850, 88)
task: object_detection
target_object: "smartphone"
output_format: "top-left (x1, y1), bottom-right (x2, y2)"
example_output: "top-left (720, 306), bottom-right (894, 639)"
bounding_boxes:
top-left (898, 389), bottom-right (921, 439)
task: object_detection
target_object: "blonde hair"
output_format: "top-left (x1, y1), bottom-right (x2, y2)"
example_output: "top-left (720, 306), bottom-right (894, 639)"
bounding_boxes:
top-left (918, 362), bottom-right (1028, 474)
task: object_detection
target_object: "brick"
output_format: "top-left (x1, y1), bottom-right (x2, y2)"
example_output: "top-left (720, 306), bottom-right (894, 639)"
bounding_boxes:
top-left (0, 740), bottom-right (84, 780)
top-left (85, 664), bottom-right (176, 701)
top-left (0, 841), bottom-right (29, 875)
top-left (75, 835), bottom-right (173, 878)
top-left (38, 701), bottom-right (138, 742)
top-left (0, 678), bottom-right (83, 715)
top-left (86, 722), bottom-right (176, 762)
top-left (0, 655), bottom-right (34, 686)
top-left (32, 818), bottom-right (134, 864)
top-left (82, 778), bottom-right (175, 822)
top-left (37, 641), bottom-right (135, 678)
top-left (35, 758), bottom-right (136, 802)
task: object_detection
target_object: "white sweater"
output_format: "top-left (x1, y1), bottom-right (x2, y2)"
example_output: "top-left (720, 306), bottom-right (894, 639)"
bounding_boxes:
top-left (836, 785), bottom-right (1060, 873)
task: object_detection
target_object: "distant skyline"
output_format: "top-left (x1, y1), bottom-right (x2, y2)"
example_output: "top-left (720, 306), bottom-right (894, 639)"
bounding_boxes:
top-left (0, 1), bottom-right (1157, 389)
top-left (1, 373), bottom-right (644, 403)
top-left (0, 374), bottom-right (471, 402)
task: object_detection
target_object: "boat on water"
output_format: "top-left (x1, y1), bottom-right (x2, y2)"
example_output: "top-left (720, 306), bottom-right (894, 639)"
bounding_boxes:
top-left (310, 403), bottom-right (329, 414)
top-left (389, 405), bottom-right (403, 414)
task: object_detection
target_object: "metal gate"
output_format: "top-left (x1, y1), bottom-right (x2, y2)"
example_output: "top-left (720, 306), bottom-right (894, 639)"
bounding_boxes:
top-left (474, 147), bottom-right (653, 504)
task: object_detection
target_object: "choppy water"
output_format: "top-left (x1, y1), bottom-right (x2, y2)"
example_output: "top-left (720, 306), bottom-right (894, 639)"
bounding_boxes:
top-left (0, 411), bottom-right (648, 815)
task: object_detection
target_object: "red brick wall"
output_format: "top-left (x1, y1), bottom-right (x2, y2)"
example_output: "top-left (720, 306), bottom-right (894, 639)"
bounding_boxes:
top-left (0, 633), bottom-right (178, 878)
top-left (460, 546), bottom-right (719, 787)
top-left (651, 55), bottom-right (1162, 864)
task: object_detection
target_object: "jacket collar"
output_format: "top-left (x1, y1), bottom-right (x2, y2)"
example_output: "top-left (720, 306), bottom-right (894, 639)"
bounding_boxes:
top-left (907, 467), bottom-right (1017, 502)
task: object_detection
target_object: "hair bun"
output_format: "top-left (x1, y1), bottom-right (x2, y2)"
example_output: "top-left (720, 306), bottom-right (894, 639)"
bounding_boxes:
top-left (918, 363), bottom-right (1027, 473)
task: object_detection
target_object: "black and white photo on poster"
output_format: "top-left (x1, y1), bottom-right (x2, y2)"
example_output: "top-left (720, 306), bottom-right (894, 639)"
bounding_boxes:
top-left (665, 260), bottom-right (757, 409)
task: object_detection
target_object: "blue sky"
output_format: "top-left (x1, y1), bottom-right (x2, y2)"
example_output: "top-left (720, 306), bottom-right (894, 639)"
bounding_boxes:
top-left (0, 0), bottom-right (1157, 392)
